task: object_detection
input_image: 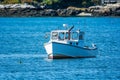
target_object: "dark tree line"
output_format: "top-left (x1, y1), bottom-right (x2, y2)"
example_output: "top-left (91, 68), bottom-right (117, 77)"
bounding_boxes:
top-left (0, 0), bottom-right (100, 8)
top-left (39, 0), bottom-right (100, 8)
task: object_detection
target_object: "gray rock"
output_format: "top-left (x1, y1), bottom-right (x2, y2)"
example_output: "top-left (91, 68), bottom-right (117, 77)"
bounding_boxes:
top-left (44, 9), bottom-right (58, 16)
top-left (88, 3), bottom-right (120, 16)
top-left (57, 9), bottom-right (67, 16)
top-left (0, 3), bottom-right (35, 9)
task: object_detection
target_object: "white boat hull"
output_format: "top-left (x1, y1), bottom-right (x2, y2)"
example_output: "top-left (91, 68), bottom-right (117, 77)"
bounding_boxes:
top-left (44, 42), bottom-right (97, 59)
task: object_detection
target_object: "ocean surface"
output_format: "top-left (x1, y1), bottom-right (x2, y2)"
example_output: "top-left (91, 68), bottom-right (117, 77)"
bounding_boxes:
top-left (0, 17), bottom-right (120, 80)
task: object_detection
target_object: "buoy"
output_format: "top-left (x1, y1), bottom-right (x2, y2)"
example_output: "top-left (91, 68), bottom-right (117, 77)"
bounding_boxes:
top-left (19, 60), bottom-right (22, 64)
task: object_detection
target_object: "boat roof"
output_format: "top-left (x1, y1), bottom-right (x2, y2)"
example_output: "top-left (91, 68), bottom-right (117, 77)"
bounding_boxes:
top-left (52, 30), bottom-right (69, 32)
top-left (51, 30), bottom-right (81, 33)
top-left (51, 26), bottom-right (84, 34)
top-left (51, 26), bottom-right (75, 32)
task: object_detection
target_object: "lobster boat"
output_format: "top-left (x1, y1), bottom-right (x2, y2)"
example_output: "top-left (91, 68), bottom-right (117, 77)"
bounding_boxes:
top-left (44, 25), bottom-right (97, 59)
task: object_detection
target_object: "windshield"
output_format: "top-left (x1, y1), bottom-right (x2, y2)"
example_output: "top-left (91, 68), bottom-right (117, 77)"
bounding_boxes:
top-left (52, 32), bottom-right (58, 40)
top-left (59, 32), bottom-right (65, 40)
top-left (71, 32), bottom-right (78, 40)
top-left (51, 31), bottom-right (79, 41)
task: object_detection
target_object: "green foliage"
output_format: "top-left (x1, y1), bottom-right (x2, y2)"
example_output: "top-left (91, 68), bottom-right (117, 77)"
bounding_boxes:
top-left (34, 0), bottom-right (42, 2)
top-left (91, 0), bottom-right (100, 5)
top-left (0, 0), bottom-right (100, 8)
top-left (82, 1), bottom-right (87, 7)
top-left (41, 0), bottom-right (60, 5)
top-left (2, 0), bottom-right (19, 4)
top-left (0, 0), bottom-right (4, 2)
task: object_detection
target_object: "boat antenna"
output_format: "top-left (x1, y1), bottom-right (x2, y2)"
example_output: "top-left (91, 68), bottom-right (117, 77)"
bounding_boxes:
top-left (68, 25), bottom-right (74, 31)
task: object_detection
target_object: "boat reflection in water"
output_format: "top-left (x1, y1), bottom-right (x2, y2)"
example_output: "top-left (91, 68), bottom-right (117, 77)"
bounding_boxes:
top-left (44, 25), bottom-right (97, 59)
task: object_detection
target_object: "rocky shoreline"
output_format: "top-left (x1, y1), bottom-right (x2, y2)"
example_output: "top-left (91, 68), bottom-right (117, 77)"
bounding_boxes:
top-left (0, 3), bottom-right (120, 17)
top-left (88, 3), bottom-right (120, 16)
top-left (0, 8), bottom-right (81, 17)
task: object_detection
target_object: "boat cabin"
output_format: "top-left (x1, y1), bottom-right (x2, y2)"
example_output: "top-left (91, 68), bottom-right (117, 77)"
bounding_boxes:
top-left (50, 30), bottom-right (84, 43)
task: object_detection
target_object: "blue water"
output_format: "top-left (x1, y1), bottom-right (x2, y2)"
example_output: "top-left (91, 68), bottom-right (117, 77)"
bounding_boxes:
top-left (0, 17), bottom-right (120, 80)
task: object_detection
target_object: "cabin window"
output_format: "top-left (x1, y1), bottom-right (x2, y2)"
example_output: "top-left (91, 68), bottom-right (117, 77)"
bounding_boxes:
top-left (52, 32), bottom-right (58, 40)
top-left (71, 32), bottom-right (78, 40)
top-left (65, 32), bottom-right (69, 40)
top-left (59, 32), bottom-right (65, 40)
top-left (79, 35), bottom-right (83, 40)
